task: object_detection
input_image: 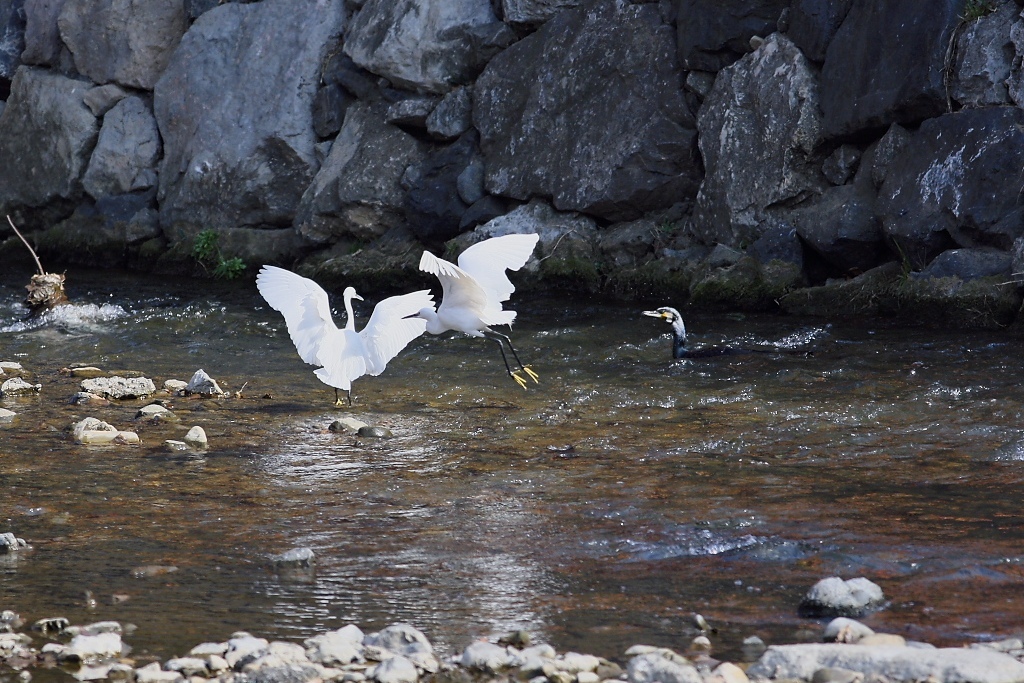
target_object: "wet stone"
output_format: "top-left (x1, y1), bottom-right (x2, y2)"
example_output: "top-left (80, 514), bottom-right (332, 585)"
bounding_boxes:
top-left (0, 408), bottom-right (16, 421)
top-left (363, 624), bottom-right (432, 657)
top-left (304, 625), bottom-right (364, 666)
top-left (461, 642), bottom-right (511, 672)
top-left (371, 655), bottom-right (418, 683)
top-left (330, 417), bottom-right (368, 433)
top-left (183, 426), bottom-right (208, 449)
top-left (799, 576), bottom-right (885, 617)
top-left (0, 533), bottom-right (28, 553)
top-left (271, 547), bottom-right (315, 567)
top-left (62, 632), bottom-right (123, 663)
top-left (164, 657), bottom-right (209, 676)
top-left (0, 361), bottom-right (23, 374)
top-left (69, 392), bottom-right (109, 406)
top-left (164, 379), bottom-right (188, 393)
top-left (357, 426), bottom-right (393, 439)
top-left (135, 662), bottom-right (185, 683)
top-left (80, 375), bottom-right (156, 400)
top-left (136, 404), bottom-right (180, 422)
top-left (69, 366), bottom-right (107, 378)
top-left (0, 377), bottom-right (41, 396)
top-left (185, 369), bottom-right (225, 397)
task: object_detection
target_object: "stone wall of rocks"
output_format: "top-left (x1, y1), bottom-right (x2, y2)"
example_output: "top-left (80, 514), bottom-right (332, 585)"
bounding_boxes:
top-left (0, 0), bottom-right (1023, 327)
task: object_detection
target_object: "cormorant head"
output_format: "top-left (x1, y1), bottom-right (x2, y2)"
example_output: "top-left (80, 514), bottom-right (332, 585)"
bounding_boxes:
top-left (643, 307), bottom-right (688, 358)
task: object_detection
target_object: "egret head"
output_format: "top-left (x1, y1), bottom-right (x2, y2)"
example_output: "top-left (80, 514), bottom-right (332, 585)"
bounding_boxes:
top-left (343, 286), bottom-right (363, 302)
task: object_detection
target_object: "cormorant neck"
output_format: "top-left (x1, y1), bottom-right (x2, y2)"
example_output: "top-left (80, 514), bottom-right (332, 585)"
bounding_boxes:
top-left (670, 319), bottom-right (687, 359)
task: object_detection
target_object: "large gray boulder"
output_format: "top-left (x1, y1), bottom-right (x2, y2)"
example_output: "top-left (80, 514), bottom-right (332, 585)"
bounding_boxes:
top-left (475, 1), bottom-right (700, 222)
top-left (155, 0), bottom-right (344, 235)
top-left (790, 184), bottom-right (885, 275)
top-left (82, 96), bottom-right (160, 199)
top-left (501, 0), bottom-right (581, 26)
top-left (402, 131), bottom-right (476, 243)
top-left (820, 0), bottom-right (961, 138)
top-left (693, 33), bottom-right (825, 247)
top-left (951, 0), bottom-right (1016, 108)
top-left (21, 0), bottom-right (67, 67)
top-left (296, 101), bottom-right (428, 244)
top-left (786, 0), bottom-right (853, 63)
top-left (57, 0), bottom-right (187, 89)
top-left (675, 0), bottom-right (790, 71)
top-left (0, 66), bottom-right (98, 212)
top-left (344, 0), bottom-right (513, 94)
top-left (0, 0), bottom-right (25, 79)
top-left (878, 107), bottom-right (1024, 268)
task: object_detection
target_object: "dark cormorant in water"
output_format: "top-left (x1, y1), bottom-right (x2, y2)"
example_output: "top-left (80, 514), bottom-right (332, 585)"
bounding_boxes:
top-left (642, 306), bottom-right (811, 359)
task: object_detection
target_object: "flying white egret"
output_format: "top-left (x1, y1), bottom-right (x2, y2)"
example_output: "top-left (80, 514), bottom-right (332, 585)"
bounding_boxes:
top-left (256, 265), bottom-right (434, 405)
top-left (411, 233), bottom-right (540, 389)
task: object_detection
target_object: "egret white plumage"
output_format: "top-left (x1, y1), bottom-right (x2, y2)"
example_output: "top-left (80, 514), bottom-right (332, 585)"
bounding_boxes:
top-left (256, 265), bottom-right (433, 405)
top-left (411, 233), bottom-right (540, 389)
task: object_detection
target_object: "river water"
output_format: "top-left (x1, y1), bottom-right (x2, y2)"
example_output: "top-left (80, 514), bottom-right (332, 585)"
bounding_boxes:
top-left (2, 266), bottom-right (1024, 668)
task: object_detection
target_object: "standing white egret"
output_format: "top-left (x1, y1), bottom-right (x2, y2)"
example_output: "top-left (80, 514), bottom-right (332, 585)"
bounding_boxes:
top-left (256, 265), bottom-right (434, 405)
top-left (411, 233), bottom-right (540, 389)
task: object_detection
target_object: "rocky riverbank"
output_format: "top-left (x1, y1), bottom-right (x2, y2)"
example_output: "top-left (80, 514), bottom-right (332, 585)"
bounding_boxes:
top-left (2, 607), bottom-right (1024, 683)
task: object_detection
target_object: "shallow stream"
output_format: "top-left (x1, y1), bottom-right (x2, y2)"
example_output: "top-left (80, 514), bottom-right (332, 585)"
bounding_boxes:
top-left (2, 267), bottom-right (1024, 667)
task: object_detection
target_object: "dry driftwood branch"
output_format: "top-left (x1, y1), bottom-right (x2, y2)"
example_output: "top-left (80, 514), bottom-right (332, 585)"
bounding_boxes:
top-left (6, 214), bottom-right (69, 313)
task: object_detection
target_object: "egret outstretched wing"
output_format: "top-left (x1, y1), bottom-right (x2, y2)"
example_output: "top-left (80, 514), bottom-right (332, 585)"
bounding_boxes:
top-left (419, 250), bottom-right (491, 321)
top-left (360, 289), bottom-right (434, 375)
top-left (457, 233), bottom-right (539, 306)
top-left (256, 265), bottom-right (335, 366)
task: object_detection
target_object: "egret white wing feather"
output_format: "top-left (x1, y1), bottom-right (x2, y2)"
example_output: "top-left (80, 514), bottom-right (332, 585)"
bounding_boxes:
top-left (457, 233), bottom-right (539, 305)
top-left (420, 251), bottom-right (490, 320)
top-left (360, 290), bottom-right (433, 375)
top-left (256, 265), bottom-right (335, 366)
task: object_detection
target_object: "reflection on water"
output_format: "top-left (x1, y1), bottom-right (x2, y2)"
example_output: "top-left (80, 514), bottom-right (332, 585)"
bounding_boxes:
top-left (2, 267), bottom-right (1024, 665)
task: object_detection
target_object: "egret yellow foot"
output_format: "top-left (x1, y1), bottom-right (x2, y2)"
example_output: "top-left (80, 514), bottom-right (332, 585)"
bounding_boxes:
top-left (521, 366), bottom-right (539, 383)
top-left (511, 371), bottom-right (529, 390)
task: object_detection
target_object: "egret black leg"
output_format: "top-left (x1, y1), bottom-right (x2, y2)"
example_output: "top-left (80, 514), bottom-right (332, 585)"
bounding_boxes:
top-left (485, 330), bottom-right (539, 387)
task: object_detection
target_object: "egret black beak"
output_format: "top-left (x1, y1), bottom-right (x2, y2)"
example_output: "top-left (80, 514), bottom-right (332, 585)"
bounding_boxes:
top-left (403, 312), bottom-right (420, 319)
top-left (642, 310), bottom-right (666, 319)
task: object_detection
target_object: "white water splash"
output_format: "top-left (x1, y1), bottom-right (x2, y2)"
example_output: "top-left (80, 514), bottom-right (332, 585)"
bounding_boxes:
top-left (0, 302), bottom-right (128, 334)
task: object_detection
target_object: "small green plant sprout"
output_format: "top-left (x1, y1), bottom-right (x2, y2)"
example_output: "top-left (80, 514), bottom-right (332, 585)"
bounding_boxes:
top-left (192, 229), bottom-right (247, 280)
top-left (961, 0), bottom-right (996, 21)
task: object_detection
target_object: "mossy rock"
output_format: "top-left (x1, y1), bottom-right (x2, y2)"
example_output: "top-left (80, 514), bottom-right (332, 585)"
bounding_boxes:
top-left (299, 247), bottom-right (428, 294)
top-left (779, 262), bottom-right (902, 317)
top-left (603, 257), bottom-right (697, 301)
top-left (688, 255), bottom-right (785, 311)
top-left (893, 275), bottom-right (1022, 328)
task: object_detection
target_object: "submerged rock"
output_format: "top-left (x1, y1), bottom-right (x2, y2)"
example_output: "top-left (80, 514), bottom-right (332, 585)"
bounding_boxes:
top-left (271, 548), bottom-right (315, 567)
top-left (0, 408), bottom-right (16, 421)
